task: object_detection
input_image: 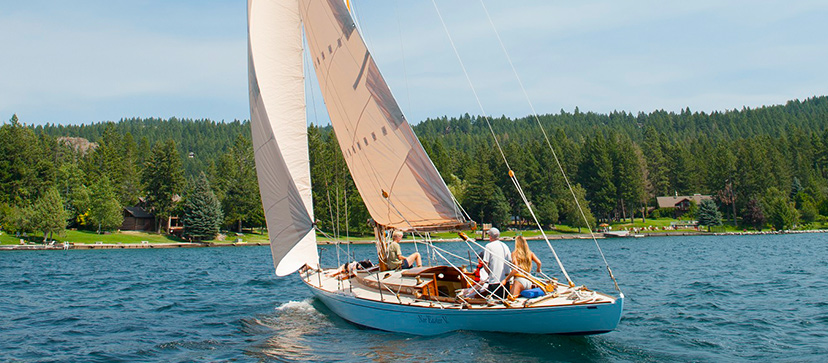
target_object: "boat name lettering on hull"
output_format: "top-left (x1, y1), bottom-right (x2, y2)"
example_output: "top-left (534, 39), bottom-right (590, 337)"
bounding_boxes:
top-left (417, 315), bottom-right (448, 324)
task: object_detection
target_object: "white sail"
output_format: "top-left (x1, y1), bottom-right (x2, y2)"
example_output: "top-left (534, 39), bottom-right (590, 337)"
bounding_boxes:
top-left (300, 0), bottom-right (469, 231)
top-left (248, 0), bottom-right (318, 276)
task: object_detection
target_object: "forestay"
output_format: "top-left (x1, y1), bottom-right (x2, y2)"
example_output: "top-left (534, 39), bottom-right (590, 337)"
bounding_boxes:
top-left (248, 0), bottom-right (318, 276)
top-left (300, 0), bottom-right (469, 231)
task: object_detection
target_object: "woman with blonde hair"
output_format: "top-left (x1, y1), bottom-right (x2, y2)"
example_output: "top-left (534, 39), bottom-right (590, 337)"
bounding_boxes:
top-left (501, 235), bottom-right (542, 297)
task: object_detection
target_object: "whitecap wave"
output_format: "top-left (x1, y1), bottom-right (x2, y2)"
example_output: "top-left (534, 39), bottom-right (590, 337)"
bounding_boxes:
top-left (275, 299), bottom-right (315, 312)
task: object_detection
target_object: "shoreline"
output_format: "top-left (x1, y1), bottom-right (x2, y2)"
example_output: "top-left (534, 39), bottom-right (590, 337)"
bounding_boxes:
top-left (2, 229), bottom-right (825, 251)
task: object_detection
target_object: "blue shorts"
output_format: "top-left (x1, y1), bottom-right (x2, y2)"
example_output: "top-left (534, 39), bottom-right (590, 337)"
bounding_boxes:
top-left (401, 259), bottom-right (412, 269)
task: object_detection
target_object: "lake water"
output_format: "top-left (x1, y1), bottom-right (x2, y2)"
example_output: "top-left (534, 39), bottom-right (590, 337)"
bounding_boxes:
top-left (1, 233), bottom-right (826, 362)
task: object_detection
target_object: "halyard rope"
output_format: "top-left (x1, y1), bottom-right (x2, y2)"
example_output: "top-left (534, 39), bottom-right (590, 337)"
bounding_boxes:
top-left (431, 0), bottom-right (573, 286)
top-left (477, 0), bottom-right (620, 292)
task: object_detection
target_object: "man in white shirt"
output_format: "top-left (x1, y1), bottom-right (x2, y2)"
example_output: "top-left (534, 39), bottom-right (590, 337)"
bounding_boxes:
top-left (482, 227), bottom-right (511, 299)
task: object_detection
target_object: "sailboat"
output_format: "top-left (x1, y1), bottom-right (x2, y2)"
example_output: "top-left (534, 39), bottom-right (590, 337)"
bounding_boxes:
top-left (248, 0), bottom-right (624, 335)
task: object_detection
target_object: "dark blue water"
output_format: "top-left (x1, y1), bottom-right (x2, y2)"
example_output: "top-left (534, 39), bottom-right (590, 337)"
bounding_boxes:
top-left (1, 234), bottom-right (826, 362)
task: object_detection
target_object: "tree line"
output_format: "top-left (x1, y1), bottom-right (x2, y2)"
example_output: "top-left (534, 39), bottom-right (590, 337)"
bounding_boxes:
top-left (412, 96), bottom-right (828, 231)
top-left (2, 95), bottom-right (828, 241)
top-left (0, 115), bottom-right (260, 241)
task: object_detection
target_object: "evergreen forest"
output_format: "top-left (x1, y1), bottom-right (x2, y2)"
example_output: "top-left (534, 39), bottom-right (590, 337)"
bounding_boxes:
top-left (2, 95), bottom-right (828, 240)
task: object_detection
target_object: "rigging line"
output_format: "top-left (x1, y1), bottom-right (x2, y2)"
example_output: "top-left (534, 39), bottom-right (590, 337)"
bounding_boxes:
top-left (350, 0), bottom-right (377, 60)
top-left (322, 157), bottom-right (337, 238)
top-left (336, 230), bottom-right (342, 290)
top-left (394, 0), bottom-right (413, 114)
top-left (426, 232), bottom-right (434, 267)
top-left (345, 185), bottom-right (349, 243)
top-left (460, 237), bottom-right (539, 298)
top-left (478, 0), bottom-right (620, 292)
top-left (432, 0), bottom-right (573, 285)
top-left (409, 231), bottom-right (512, 303)
top-left (324, 181), bottom-right (335, 235)
top-left (385, 202), bottom-right (514, 304)
top-left (335, 184), bottom-right (341, 239)
top-left (449, 190), bottom-right (473, 225)
top-left (431, 1), bottom-right (510, 172)
top-left (429, 245), bottom-right (481, 291)
top-left (407, 235), bottom-right (507, 303)
top-left (315, 227), bottom-right (356, 270)
top-left (383, 195), bottom-right (504, 301)
top-left (410, 232), bottom-right (420, 257)
top-left (303, 39), bottom-right (320, 126)
top-left (380, 155), bottom-right (519, 301)
top-left (508, 172), bottom-right (573, 286)
top-left (429, 240), bottom-right (515, 303)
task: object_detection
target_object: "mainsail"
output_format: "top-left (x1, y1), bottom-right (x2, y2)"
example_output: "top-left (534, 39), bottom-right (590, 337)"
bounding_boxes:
top-left (248, 0), bottom-right (318, 276)
top-left (300, 0), bottom-right (469, 231)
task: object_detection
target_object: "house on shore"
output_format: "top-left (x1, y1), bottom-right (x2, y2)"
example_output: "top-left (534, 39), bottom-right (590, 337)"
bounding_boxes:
top-left (656, 194), bottom-right (713, 217)
top-left (122, 196), bottom-right (184, 235)
top-left (121, 206), bottom-right (156, 231)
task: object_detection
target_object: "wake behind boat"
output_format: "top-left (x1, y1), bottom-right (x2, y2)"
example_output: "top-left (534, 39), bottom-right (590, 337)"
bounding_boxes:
top-left (247, 0), bottom-right (624, 335)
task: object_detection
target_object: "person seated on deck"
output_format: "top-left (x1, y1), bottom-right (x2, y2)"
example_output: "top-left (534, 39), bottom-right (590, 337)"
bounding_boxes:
top-left (471, 250), bottom-right (486, 283)
top-left (500, 235), bottom-right (542, 298)
top-left (482, 227), bottom-right (511, 300)
top-left (326, 259), bottom-right (374, 279)
top-left (385, 230), bottom-right (422, 270)
top-left (462, 251), bottom-right (489, 298)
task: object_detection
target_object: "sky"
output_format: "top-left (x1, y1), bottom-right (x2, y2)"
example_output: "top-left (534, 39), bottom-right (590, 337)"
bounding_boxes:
top-left (2, 1), bottom-right (827, 126)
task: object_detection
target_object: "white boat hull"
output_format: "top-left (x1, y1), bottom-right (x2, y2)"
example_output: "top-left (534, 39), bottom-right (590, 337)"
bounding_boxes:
top-left (303, 276), bottom-right (624, 336)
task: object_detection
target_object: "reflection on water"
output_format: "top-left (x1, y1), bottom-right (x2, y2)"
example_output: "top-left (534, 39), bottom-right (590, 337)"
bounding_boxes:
top-left (243, 299), bottom-right (330, 361)
top-left (243, 297), bottom-right (650, 363)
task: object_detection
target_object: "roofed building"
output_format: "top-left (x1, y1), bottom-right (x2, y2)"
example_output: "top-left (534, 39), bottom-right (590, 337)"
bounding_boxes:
top-left (121, 206), bottom-right (156, 231)
top-left (656, 194), bottom-right (713, 217)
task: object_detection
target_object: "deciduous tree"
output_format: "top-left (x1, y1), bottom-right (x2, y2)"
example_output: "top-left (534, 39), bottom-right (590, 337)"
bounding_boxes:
top-left (31, 187), bottom-right (68, 242)
top-left (89, 177), bottom-right (123, 233)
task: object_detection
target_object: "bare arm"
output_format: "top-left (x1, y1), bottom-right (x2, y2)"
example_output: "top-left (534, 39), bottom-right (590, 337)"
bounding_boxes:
top-left (501, 269), bottom-right (517, 286)
top-left (500, 254), bottom-right (522, 285)
top-left (531, 252), bottom-right (542, 273)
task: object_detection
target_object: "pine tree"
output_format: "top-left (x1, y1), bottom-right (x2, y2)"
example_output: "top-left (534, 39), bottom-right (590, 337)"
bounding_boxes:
top-left (560, 184), bottom-right (595, 233)
top-left (696, 199), bottom-right (723, 232)
top-left (790, 177), bottom-right (804, 200)
top-left (182, 173), bottom-right (223, 241)
top-left (643, 127), bottom-right (670, 197)
top-left (141, 139), bottom-right (186, 233)
top-left (612, 134), bottom-right (645, 221)
top-left (0, 114), bottom-right (54, 205)
top-left (534, 195), bottom-right (559, 229)
top-left (214, 135), bottom-right (261, 232)
top-left (89, 176), bottom-right (123, 233)
top-left (463, 154), bottom-right (510, 227)
top-left (579, 133), bottom-right (615, 221)
top-left (763, 187), bottom-right (798, 231)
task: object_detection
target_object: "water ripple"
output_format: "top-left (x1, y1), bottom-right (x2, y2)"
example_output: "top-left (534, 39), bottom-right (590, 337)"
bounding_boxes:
top-left (1, 234), bottom-right (826, 361)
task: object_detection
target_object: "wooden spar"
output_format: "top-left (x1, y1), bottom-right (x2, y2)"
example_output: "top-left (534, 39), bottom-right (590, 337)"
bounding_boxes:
top-left (372, 224), bottom-right (388, 271)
